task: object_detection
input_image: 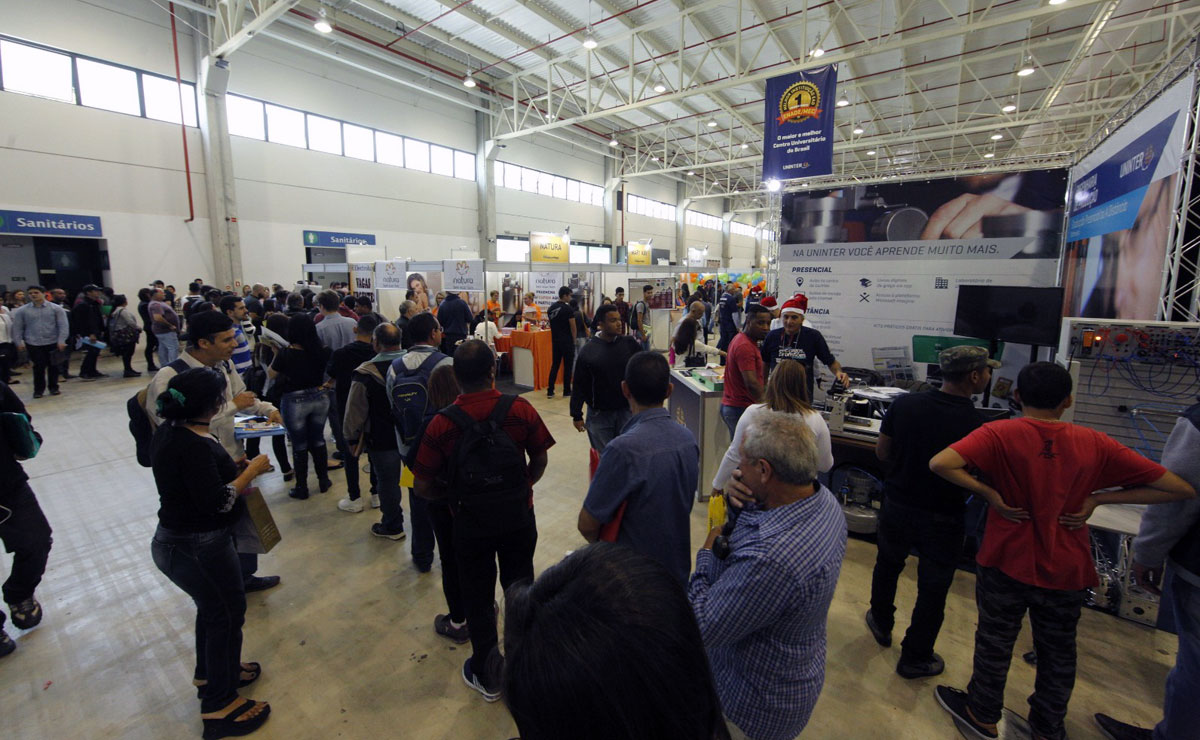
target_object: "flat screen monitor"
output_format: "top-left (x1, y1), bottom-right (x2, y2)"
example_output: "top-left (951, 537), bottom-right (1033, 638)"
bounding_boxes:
top-left (953, 285), bottom-right (1064, 347)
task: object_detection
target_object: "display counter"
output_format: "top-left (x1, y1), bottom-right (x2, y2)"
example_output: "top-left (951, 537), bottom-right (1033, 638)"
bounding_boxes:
top-left (507, 329), bottom-right (566, 391)
top-left (669, 368), bottom-right (730, 501)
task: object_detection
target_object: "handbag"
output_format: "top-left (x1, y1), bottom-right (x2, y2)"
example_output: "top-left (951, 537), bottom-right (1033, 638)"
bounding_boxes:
top-left (108, 309), bottom-right (140, 348)
top-left (232, 488), bottom-right (281, 554)
top-left (0, 411), bottom-right (42, 460)
top-left (683, 340), bottom-right (706, 367)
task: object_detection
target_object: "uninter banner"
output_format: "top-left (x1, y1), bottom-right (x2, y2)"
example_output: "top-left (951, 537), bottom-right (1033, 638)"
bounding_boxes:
top-left (530, 232), bottom-right (569, 263)
top-left (1062, 75), bottom-right (1194, 320)
top-left (0, 209), bottom-right (102, 237)
top-left (762, 64), bottom-right (838, 181)
top-left (442, 259), bottom-right (484, 293)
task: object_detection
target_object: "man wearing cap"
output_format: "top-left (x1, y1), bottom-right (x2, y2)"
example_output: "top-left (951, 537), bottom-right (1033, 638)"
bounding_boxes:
top-left (70, 285), bottom-right (107, 380)
top-left (760, 294), bottom-right (849, 401)
top-left (865, 345), bottom-right (998, 679)
top-left (760, 295), bottom-right (782, 331)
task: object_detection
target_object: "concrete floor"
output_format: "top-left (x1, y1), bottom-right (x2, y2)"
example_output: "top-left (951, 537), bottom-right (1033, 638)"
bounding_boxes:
top-left (1, 355), bottom-right (1178, 739)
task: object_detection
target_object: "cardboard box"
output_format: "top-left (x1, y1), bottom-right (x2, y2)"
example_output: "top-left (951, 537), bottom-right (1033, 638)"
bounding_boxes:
top-left (234, 487), bottom-right (281, 554)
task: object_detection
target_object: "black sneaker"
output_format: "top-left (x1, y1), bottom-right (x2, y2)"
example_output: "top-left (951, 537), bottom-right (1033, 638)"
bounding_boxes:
top-left (123, 370), bottom-right (142, 378)
top-left (0, 629), bottom-right (14, 658)
top-left (1094, 713), bottom-right (1153, 740)
top-left (935, 686), bottom-right (998, 739)
top-left (462, 658), bottom-right (500, 702)
top-left (243, 575), bottom-right (281, 593)
top-left (49, 389), bottom-right (61, 396)
top-left (546, 390), bottom-right (555, 398)
top-left (865, 610), bottom-right (892, 647)
top-left (288, 487), bottom-right (309, 500)
top-left (8, 598), bottom-right (42, 629)
top-left (897, 652), bottom-right (944, 679)
top-left (371, 523), bottom-right (406, 541)
top-left (434, 614), bottom-right (470, 644)
top-left (32, 392), bottom-right (43, 399)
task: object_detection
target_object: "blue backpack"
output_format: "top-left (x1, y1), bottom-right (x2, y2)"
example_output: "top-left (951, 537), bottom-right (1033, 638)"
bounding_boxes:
top-left (388, 350), bottom-right (447, 451)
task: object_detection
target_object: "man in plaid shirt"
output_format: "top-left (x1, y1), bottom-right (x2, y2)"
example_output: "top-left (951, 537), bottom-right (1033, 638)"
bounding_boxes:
top-left (689, 409), bottom-right (847, 740)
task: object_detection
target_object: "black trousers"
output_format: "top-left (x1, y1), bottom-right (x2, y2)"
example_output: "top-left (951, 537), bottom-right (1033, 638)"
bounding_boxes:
top-left (455, 517), bottom-right (537, 690)
top-left (547, 342), bottom-right (574, 393)
top-left (116, 343), bottom-right (136, 372)
top-left (143, 328), bottom-right (159, 368)
top-left (967, 566), bottom-right (1086, 740)
top-left (869, 498), bottom-right (964, 662)
top-left (441, 333), bottom-right (466, 356)
top-left (0, 342), bottom-right (14, 382)
top-left (428, 502), bottom-right (464, 623)
top-left (25, 343), bottom-right (60, 394)
top-left (151, 525), bottom-right (246, 714)
top-left (79, 344), bottom-right (100, 376)
top-left (0, 483), bottom-right (53, 628)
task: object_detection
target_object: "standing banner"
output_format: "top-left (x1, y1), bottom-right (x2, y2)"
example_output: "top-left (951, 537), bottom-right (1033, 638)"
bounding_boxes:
top-left (375, 261), bottom-right (405, 291)
top-left (532, 271), bottom-right (562, 309)
top-left (628, 241), bottom-right (652, 266)
top-left (762, 64), bottom-right (838, 181)
top-left (530, 232), bottom-right (569, 263)
top-left (442, 259), bottom-right (485, 293)
top-left (350, 262), bottom-right (375, 300)
top-left (1062, 75), bottom-right (1195, 320)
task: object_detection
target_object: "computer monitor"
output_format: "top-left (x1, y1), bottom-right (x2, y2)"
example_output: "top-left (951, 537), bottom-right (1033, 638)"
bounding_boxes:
top-left (953, 285), bottom-right (1064, 347)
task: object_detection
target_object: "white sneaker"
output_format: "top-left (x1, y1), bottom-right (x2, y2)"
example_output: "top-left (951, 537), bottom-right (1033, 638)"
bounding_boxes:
top-left (338, 497), bottom-right (364, 513)
top-left (370, 494), bottom-right (381, 509)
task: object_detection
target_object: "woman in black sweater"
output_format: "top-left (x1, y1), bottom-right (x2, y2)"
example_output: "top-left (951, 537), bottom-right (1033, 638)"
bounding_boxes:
top-left (150, 368), bottom-right (272, 740)
top-left (269, 313), bottom-right (332, 499)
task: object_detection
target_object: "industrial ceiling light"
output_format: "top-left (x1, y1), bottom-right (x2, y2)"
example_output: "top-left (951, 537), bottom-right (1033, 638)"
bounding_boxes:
top-left (866, 149), bottom-right (877, 156)
top-left (462, 74), bottom-right (477, 88)
top-left (687, 170), bottom-right (696, 176)
top-left (765, 179), bottom-right (782, 192)
top-left (984, 152), bottom-right (995, 158)
top-left (740, 143), bottom-right (749, 150)
top-left (810, 47), bottom-right (825, 58)
top-left (608, 137), bottom-right (618, 147)
top-left (852, 126), bottom-right (864, 134)
top-left (1017, 55), bottom-right (1036, 76)
top-left (651, 155), bottom-right (659, 161)
top-left (582, 31), bottom-right (598, 50)
top-left (990, 132), bottom-right (1003, 140)
top-left (707, 119), bottom-right (718, 128)
top-left (653, 80), bottom-right (667, 93)
top-left (1048, 0), bottom-right (1068, 5)
top-left (1001, 102), bottom-right (1017, 113)
top-left (314, 8), bottom-right (333, 33)
top-left (836, 98), bottom-right (850, 107)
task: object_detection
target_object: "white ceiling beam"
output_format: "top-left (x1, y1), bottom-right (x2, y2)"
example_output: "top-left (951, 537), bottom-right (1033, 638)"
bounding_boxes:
top-left (212, 0), bottom-right (301, 59)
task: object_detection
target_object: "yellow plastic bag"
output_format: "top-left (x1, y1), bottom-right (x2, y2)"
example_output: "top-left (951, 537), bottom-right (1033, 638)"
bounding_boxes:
top-left (400, 463), bottom-right (415, 488)
top-left (707, 493), bottom-right (727, 532)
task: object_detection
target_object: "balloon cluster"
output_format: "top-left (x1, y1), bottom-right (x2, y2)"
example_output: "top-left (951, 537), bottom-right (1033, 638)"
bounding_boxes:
top-left (679, 271), bottom-right (767, 298)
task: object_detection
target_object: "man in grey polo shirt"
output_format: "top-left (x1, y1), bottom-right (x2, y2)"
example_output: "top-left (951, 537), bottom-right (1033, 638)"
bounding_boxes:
top-left (11, 286), bottom-right (69, 399)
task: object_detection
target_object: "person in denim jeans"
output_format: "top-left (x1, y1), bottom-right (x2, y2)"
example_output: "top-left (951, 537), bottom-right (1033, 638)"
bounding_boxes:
top-left (570, 305), bottom-right (640, 452)
top-left (269, 314), bottom-right (332, 499)
top-left (149, 368), bottom-right (272, 739)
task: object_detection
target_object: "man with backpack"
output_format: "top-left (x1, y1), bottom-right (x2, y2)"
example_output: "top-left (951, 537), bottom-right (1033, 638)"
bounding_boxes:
top-left (380, 313), bottom-right (446, 565)
top-left (412, 339), bottom-right (555, 702)
top-left (631, 284), bottom-right (654, 351)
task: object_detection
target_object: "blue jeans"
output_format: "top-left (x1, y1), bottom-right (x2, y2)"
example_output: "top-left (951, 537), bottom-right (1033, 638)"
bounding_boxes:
top-left (155, 331), bottom-right (180, 366)
top-left (1157, 571), bottom-right (1200, 740)
top-left (150, 525), bottom-right (245, 713)
top-left (720, 404), bottom-right (747, 438)
top-left (585, 407), bottom-right (633, 452)
top-left (281, 388), bottom-right (330, 452)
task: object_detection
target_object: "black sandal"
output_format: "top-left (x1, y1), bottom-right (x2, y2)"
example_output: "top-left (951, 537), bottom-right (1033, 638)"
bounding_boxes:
top-left (201, 698), bottom-right (270, 740)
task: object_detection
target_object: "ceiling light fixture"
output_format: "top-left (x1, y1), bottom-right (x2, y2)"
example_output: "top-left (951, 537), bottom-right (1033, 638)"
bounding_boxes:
top-left (1001, 102), bottom-right (1017, 113)
top-left (653, 81), bottom-right (667, 93)
top-left (990, 133), bottom-right (1003, 140)
top-left (707, 119), bottom-right (718, 128)
top-left (687, 170), bottom-right (696, 176)
top-left (463, 74), bottom-right (476, 88)
top-left (836, 98), bottom-right (850, 107)
top-left (984, 152), bottom-right (995, 159)
top-left (582, 32), bottom-right (598, 50)
top-left (765, 179), bottom-right (782, 192)
top-left (810, 48), bottom-right (825, 58)
top-left (1049, 0), bottom-right (1068, 5)
top-left (740, 143), bottom-right (749, 150)
top-left (852, 126), bottom-right (864, 135)
top-left (651, 155), bottom-right (659, 161)
top-left (608, 137), bottom-right (618, 147)
top-left (1017, 56), bottom-right (1036, 76)
top-left (314, 8), bottom-right (333, 33)
top-left (866, 150), bottom-right (877, 156)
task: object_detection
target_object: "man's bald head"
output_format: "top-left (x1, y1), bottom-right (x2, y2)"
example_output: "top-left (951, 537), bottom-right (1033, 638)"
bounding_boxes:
top-left (373, 322), bottom-right (402, 350)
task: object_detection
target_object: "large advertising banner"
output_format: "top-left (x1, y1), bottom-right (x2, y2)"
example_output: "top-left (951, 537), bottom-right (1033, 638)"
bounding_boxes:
top-left (404, 270), bottom-right (442, 314)
top-left (530, 232), bottom-right (569, 263)
top-left (627, 241), bottom-right (652, 266)
top-left (1062, 76), bottom-right (1195, 320)
top-left (442, 259), bottom-right (485, 293)
top-left (779, 172), bottom-right (1068, 380)
top-left (762, 64), bottom-right (838, 181)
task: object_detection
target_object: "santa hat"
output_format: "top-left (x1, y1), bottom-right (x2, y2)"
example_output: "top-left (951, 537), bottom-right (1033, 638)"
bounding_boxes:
top-left (781, 294), bottom-right (808, 316)
top-left (759, 296), bottom-right (777, 308)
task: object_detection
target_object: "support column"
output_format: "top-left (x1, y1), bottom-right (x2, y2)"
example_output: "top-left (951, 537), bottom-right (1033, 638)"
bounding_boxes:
top-left (604, 158), bottom-right (618, 250)
top-left (194, 50), bottom-right (242, 289)
top-left (477, 110), bottom-right (498, 260)
top-left (721, 197), bottom-right (733, 269)
top-left (675, 182), bottom-right (688, 265)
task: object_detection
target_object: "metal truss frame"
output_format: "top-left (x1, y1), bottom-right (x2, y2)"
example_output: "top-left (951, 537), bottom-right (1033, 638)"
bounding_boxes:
top-left (1161, 51), bottom-right (1200, 322)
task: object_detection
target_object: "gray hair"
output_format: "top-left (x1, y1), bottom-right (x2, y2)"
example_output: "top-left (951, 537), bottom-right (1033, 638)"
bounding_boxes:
top-left (399, 300), bottom-right (417, 317)
top-left (740, 409), bottom-right (818, 485)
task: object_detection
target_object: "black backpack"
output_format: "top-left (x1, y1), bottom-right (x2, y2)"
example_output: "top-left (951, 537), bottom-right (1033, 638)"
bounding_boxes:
top-left (441, 395), bottom-right (531, 533)
top-left (128, 358), bottom-right (189, 467)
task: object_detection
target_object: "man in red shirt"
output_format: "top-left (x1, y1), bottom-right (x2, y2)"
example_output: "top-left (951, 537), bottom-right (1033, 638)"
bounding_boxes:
top-left (411, 339), bottom-right (555, 703)
top-left (929, 362), bottom-right (1193, 740)
top-left (719, 303), bottom-right (771, 436)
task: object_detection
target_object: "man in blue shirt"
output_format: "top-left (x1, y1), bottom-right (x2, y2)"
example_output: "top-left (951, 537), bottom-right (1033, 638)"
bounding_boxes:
top-left (11, 286), bottom-right (69, 399)
top-left (690, 409), bottom-right (847, 740)
top-left (577, 351), bottom-right (699, 583)
top-left (436, 291), bottom-right (474, 355)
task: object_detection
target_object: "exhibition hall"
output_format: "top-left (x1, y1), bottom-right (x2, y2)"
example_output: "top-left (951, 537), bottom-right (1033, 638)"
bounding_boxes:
top-left (1, 1), bottom-right (1199, 739)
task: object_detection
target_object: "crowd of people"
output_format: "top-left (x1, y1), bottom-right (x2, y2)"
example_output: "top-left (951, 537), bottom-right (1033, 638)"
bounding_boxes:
top-left (0, 276), bottom-right (1198, 740)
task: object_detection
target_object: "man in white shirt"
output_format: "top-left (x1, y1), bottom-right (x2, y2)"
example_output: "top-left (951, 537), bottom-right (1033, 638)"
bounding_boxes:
top-left (473, 307), bottom-right (503, 351)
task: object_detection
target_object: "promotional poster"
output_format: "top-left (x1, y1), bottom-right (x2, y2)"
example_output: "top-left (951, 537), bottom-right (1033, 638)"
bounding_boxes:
top-left (442, 259), bottom-right (485, 294)
top-left (404, 270), bottom-right (441, 313)
top-left (778, 172), bottom-right (1068, 384)
top-left (530, 232), bottom-right (569, 263)
top-left (627, 241), bottom-right (652, 266)
top-left (762, 64), bottom-right (838, 180)
top-left (1062, 75), bottom-right (1194, 320)
top-left (350, 262), bottom-right (375, 300)
top-left (532, 271), bottom-right (563, 309)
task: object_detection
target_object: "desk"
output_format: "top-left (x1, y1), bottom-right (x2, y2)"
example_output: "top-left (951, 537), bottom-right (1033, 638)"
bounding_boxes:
top-left (668, 369), bottom-right (729, 501)
top-left (508, 329), bottom-right (565, 391)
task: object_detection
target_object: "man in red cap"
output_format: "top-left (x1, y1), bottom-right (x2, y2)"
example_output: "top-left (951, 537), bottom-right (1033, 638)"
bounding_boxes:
top-left (760, 294), bottom-right (849, 402)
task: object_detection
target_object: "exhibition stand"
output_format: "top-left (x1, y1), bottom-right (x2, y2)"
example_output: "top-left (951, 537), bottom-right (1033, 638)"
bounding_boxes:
top-left (668, 368), bottom-right (730, 501)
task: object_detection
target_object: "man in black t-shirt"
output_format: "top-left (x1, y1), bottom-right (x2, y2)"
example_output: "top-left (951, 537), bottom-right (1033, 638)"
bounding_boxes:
top-left (546, 286), bottom-right (577, 398)
top-left (760, 294), bottom-right (848, 400)
top-left (866, 345), bottom-right (999, 679)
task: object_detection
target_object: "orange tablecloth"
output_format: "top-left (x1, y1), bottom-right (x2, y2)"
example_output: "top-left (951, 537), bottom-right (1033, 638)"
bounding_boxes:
top-left (495, 334), bottom-right (513, 354)
top-left (507, 329), bottom-right (564, 390)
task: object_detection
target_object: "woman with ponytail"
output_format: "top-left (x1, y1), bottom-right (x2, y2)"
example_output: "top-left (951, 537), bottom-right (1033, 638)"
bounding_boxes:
top-left (149, 367), bottom-right (273, 740)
